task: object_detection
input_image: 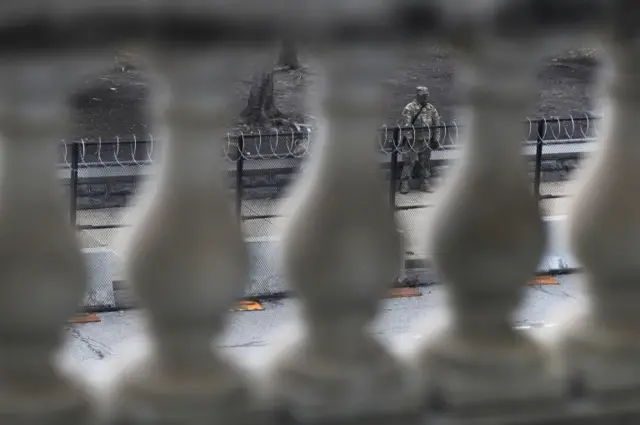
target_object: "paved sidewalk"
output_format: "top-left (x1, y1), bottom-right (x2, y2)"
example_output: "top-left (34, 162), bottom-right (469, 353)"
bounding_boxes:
top-left (65, 274), bottom-right (585, 378)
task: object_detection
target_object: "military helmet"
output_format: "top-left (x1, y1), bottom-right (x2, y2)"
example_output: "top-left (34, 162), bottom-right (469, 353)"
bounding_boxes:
top-left (416, 86), bottom-right (429, 95)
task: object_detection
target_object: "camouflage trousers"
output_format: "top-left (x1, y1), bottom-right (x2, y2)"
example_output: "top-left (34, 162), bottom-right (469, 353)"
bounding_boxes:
top-left (400, 140), bottom-right (436, 182)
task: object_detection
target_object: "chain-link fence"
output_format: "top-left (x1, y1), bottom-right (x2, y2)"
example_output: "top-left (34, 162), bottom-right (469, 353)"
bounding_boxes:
top-left (536, 115), bottom-right (599, 216)
top-left (63, 114), bottom-right (599, 311)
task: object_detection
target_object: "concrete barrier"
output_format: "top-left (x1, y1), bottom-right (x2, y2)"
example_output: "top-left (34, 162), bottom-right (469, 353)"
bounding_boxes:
top-left (537, 215), bottom-right (581, 272)
top-left (93, 215), bottom-right (581, 310)
top-left (82, 247), bottom-right (116, 309)
top-left (242, 216), bottom-right (580, 296)
top-left (245, 236), bottom-right (287, 297)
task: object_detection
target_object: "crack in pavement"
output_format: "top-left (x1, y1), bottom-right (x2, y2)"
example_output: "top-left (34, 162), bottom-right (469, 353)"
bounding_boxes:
top-left (68, 328), bottom-right (111, 360)
top-left (220, 340), bottom-right (268, 349)
top-left (533, 285), bottom-right (577, 299)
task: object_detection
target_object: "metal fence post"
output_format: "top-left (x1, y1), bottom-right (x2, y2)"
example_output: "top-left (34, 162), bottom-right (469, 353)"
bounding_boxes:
top-left (533, 119), bottom-right (545, 200)
top-left (389, 127), bottom-right (400, 209)
top-left (236, 135), bottom-right (244, 218)
top-left (70, 141), bottom-right (79, 226)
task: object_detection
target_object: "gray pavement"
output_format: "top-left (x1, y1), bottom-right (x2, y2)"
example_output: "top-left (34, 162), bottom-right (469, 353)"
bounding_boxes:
top-left (64, 274), bottom-right (585, 376)
top-left (64, 154), bottom-right (588, 381)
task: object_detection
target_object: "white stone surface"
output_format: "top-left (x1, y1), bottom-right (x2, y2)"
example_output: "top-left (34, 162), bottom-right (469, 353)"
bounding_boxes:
top-left (82, 247), bottom-right (116, 308)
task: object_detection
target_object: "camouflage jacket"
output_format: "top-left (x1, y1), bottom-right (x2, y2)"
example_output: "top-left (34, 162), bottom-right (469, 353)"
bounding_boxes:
top-left (400, 100), bottom-right (441, 144)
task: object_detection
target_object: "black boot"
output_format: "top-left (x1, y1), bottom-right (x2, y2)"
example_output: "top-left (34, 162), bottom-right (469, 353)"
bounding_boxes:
top-left (420, 180), bottom-right (433, 193)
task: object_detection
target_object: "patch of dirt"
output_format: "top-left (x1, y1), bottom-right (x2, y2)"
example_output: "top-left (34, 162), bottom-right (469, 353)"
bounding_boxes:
top-left (68, 45), bottom-right (602, 140)
top-left (71, 66), bottom-right (150, 140)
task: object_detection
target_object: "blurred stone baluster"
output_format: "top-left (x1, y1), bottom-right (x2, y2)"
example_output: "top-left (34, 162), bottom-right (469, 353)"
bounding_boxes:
top-left (0, 56), bottom-right (107, 424)
top-left (562, 18), bottom-right (640, 400)
top-left (270, 44), bottom-right (417, 423)
top-left (110, 49), bottom-right (251, 424)
top-left (413, 3), bottom-right (561, 417)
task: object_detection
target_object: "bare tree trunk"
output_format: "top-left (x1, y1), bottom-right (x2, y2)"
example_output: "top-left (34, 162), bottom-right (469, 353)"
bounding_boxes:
top-left (277, 40), bottom-right (300, 70)
top-left (240, 71), bottom-right (283, 125)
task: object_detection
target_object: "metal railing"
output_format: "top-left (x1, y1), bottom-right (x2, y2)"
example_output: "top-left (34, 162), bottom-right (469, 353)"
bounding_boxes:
top-left (64, 114), bottom-right (599, 231)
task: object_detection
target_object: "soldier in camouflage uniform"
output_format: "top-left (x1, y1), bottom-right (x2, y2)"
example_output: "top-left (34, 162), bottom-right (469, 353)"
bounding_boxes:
top-left (398, 86), bottom-right (441, 194)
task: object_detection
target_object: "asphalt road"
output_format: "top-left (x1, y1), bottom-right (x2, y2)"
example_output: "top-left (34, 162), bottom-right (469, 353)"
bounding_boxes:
top-left (63, 273), bottom-right (585, 384)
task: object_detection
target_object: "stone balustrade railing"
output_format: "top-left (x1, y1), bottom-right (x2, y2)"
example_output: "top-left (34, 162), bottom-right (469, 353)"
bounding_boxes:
top-left (0, 1), bottom-right (638, 424)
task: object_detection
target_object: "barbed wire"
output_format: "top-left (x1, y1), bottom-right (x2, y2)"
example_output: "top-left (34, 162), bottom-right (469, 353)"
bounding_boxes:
top-left (58, 114), bottom-right (600, 169)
